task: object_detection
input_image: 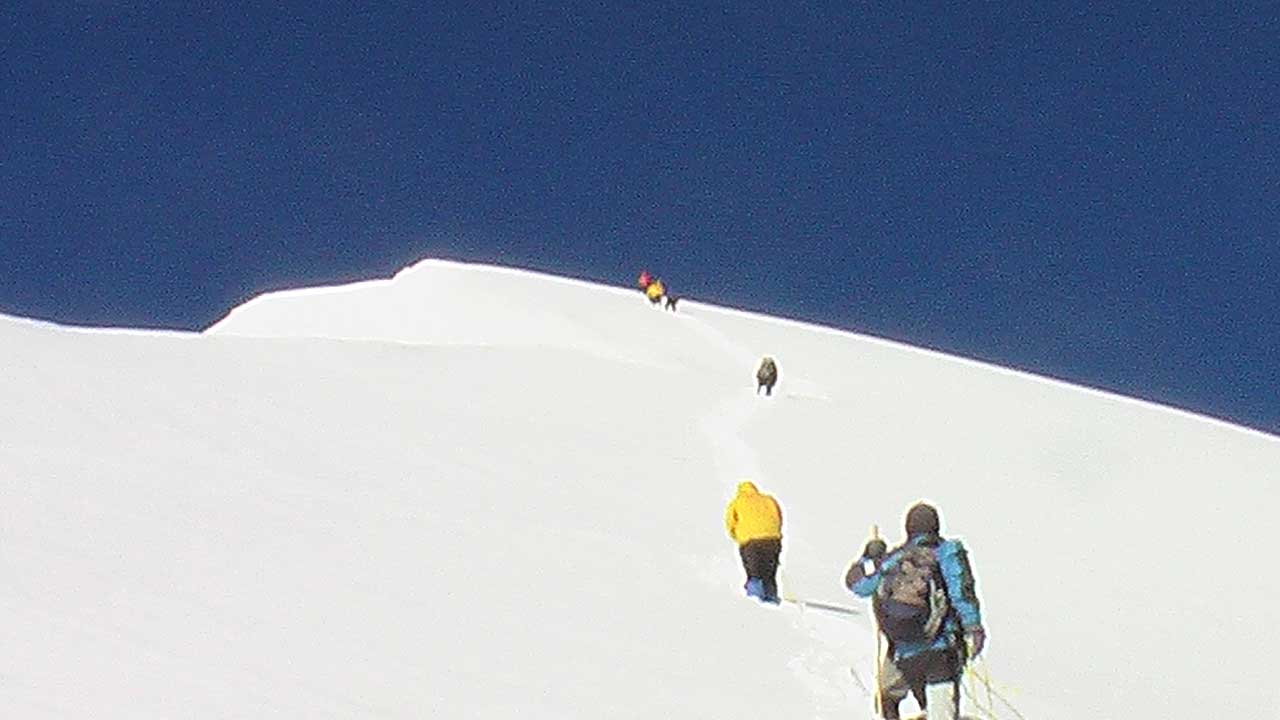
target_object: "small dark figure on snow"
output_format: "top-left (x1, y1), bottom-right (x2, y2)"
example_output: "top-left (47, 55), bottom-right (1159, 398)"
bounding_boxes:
top-left (845, 503), bottom-right (985, 720)
top-left (664, 295), bottom-right (679, 312)
top-left (756, 356), bottom-right (778, 396)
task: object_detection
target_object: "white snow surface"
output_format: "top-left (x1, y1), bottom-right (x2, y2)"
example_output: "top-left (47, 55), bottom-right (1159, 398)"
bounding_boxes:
top-left (3, 258), bottom-right (1277, 719)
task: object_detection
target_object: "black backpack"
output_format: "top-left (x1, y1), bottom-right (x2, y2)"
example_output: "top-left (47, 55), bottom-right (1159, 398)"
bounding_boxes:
top-left (873, 541), bottom-right (950, 643)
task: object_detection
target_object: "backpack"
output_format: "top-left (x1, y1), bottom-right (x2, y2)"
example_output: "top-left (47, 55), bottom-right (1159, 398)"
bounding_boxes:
top-left (873, 542), bottom-right (950, 644)
top-left (757, 358), bottom-right (777, 383)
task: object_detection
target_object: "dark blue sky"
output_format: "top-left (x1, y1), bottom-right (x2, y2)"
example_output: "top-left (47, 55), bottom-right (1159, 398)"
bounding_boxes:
top-left (3, 2), bottom-right (1278, 433)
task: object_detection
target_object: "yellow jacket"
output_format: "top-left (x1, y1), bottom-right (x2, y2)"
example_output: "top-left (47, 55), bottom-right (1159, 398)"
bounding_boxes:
top-left (724, 481), bottom-right (782, 545)
top-left (646, 281), bottom-right (665, 300)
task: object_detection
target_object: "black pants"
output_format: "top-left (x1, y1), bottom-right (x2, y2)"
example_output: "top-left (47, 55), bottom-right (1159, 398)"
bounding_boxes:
top-left (738, 538), bottom-right (781, 598)
top-left (756, 381), bottom-right (774, 396)
top-left (882, 646), bottom-right (962, 720)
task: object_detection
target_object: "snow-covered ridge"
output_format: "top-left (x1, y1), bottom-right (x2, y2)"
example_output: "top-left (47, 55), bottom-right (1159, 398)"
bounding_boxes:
top-left (207, 259), bottom-right (683, 366)
top-left (209, 258), bottom-right (1277, 441)
top-left (4, 259), bottom-right (1279, 719)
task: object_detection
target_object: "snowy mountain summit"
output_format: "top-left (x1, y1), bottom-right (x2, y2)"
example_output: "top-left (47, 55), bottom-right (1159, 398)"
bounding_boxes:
top-left (3, 259), bottom-right (1277, 719)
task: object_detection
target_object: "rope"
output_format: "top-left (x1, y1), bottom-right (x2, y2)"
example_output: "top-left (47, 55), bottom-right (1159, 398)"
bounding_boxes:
top-left (781, 596), bottom-right (861, 616)
top-left (962, 658), bottom-right (1028, 720)
top-left (961, 667), bottom-right (999, 720)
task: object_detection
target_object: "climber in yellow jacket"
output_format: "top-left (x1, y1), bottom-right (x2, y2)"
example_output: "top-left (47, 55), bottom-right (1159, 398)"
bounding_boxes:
top-left (724, 481), bottom-right (783, 603)
top-left (645, 279), bottom-right (665, 305)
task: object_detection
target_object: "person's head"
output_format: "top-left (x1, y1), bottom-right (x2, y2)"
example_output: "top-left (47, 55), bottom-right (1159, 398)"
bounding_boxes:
top-left (904, 502), bottom-right (940, 537)
top-left (737, 480), bottom-right (759, 495)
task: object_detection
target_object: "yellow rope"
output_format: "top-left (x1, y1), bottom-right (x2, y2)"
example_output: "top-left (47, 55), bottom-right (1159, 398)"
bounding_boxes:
top-left (962, 667), bottom-right (999, 719)
top-left (961, 658), bottom-right (1028, 720)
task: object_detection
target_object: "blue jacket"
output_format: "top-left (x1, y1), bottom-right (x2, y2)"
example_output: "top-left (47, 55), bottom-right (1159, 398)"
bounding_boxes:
top-left (846, 533), bottom-right (982, 660)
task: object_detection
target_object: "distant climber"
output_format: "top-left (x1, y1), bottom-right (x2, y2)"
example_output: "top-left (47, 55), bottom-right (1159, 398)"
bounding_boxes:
top-left (664, 293), bottom-right (679, 312)
top-left (637, 269), bottom-right (653, 291)
top-left (844, 502), bottom-right (985, 720)
top-left (645, 278), bottom-right (666, 306)
top-left (724, 481), bottom-right (783, 603)
top-left (756, 357), bottom-right (778, 396)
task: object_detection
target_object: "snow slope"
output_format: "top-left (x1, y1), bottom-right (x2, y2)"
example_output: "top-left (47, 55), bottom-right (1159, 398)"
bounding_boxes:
top-left (4, 258), bottom-right (1278, 719)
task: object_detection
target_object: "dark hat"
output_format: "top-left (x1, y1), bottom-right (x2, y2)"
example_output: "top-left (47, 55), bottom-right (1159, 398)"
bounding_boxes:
top-left (905, 502), bottom-right (940, 537)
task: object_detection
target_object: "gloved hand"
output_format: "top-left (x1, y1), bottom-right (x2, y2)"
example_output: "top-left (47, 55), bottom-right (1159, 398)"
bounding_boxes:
top-left (965, 627), bottom-right (986, 658)
top-left (862, 537), bottom-right (887, 560)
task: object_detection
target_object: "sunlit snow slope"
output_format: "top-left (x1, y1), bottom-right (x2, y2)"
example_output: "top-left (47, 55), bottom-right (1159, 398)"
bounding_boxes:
top-left (3, 258), bottom-right (1277, 719)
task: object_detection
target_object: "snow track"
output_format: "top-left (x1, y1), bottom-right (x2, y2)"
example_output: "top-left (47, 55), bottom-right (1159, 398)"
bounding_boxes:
top-left (683, 306), bottom-right (879, 718)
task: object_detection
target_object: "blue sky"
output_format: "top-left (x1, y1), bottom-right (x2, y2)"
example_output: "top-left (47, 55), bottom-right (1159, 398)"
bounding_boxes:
top-left (3, 2), bottom-right (1277, 433)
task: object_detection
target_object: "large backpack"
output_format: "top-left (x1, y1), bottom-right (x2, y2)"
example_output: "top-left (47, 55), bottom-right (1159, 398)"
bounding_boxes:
top-left (873, 542), bottom-right (950, 644)
top-left (757, 358), bottom-right (777, 383)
